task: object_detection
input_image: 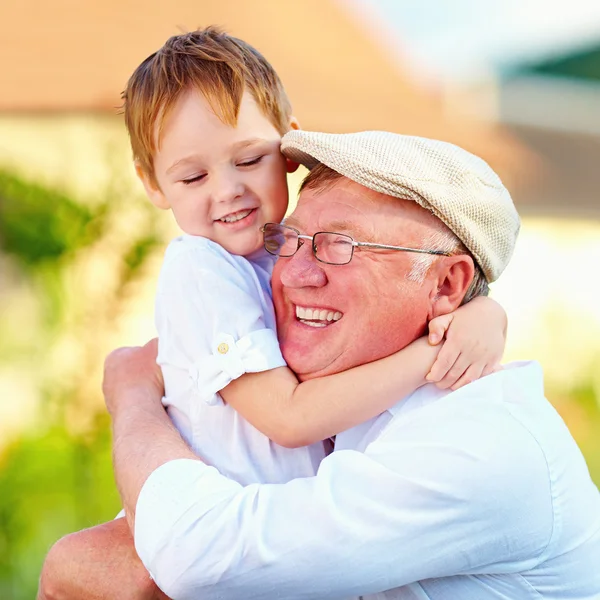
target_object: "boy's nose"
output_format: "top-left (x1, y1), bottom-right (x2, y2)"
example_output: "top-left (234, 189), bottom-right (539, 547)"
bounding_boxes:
top-left (211, 171), bottom-right (245, 204)
top-left (278, 244), bottom-right (327, 289)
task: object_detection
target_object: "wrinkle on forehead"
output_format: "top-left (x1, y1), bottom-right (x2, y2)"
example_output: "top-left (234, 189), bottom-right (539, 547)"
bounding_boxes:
top-left (284, 212), bottom-right (377, 242)
top-left (287, 181), bottom-right (442, 246)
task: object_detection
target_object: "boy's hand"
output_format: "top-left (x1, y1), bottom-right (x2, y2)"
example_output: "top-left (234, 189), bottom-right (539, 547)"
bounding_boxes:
top-left (426, 297), bottom-right (506, 390)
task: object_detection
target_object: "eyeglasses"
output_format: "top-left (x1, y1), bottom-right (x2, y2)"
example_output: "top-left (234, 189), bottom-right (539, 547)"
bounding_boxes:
top-left (262, 222), bottom-right (451, 266)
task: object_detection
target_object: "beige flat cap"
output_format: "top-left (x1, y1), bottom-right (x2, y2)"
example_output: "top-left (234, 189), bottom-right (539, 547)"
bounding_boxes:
top-left (281, 130), bottom-right (520, 283)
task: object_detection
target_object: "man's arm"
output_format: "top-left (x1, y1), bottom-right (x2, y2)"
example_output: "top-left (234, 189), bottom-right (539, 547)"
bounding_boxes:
top-left (38, 518), bottom-right (169, 600)
top-left (37, 340), bottom-right (190, 600)
top-left (103, 340), bottom-right (200, 527)
top-left (106, 343), bottom-right (554, 600)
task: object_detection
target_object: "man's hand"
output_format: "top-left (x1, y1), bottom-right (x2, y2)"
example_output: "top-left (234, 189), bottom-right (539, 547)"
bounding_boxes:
top-left (103, 339), bottom-right (164, 417)
top-left (105, 338), bottom-right (199, 525)
top-left (43, 341), bottom-right (197, 600)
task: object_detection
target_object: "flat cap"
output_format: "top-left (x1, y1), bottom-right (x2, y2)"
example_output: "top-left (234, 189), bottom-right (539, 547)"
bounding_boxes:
top-left (281, 130), bottom-right (520, 283)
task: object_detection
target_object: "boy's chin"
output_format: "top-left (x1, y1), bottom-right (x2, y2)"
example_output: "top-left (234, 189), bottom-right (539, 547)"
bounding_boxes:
top-left (221, 233), bottom-right (263, 257)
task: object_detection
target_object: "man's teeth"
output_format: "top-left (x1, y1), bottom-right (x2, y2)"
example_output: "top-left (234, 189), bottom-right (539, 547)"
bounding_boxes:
top-left (295, 306), bottom-right (342, 325)
top-left (219, 209), bottom-right (253, 223)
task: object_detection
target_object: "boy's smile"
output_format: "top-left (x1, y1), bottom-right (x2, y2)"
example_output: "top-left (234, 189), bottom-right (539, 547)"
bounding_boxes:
top-left (138, 89), bottom-right (297, 256)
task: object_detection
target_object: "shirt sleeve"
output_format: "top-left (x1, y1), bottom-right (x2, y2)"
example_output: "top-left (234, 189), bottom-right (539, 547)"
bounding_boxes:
top-left (134, 398), bottom-right (555, 600)
top-left (156, 241), bottom-right (286, 406)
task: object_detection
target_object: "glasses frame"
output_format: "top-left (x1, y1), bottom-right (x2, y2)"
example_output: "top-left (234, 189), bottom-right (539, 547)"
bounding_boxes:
top-left (262, 223), bottom-right (452, 266)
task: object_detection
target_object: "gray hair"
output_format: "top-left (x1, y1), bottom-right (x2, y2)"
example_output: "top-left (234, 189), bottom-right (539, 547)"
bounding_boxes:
top-left (406, 228), bottom-right (489, 304)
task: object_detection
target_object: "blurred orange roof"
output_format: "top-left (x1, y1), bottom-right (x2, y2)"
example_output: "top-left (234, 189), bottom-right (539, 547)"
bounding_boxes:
top-left (0, 0), bottom-right (536, 187)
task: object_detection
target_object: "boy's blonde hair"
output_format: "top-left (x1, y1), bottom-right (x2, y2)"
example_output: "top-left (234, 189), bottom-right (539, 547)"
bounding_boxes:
top-left (122, 27), bottom-right (293, 186)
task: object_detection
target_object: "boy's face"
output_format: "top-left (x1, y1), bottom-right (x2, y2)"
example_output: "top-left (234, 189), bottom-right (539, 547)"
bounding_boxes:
top-left (139, 89), bottom-right (296, 256)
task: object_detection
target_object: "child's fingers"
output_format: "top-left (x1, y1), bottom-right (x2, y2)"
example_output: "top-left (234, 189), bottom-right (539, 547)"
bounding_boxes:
top-left (481, 364), bottom-right (493, 378)
top-left (434, 351), bottom-right (475, 389)
top-left (427, 345), bottom-right (461, 384)
top-left (428, 313), bottom-right (454, 345)
top-left (450, 363), bottom-right (485, 391)
top-left (481, 363), bottom-right (500, 378)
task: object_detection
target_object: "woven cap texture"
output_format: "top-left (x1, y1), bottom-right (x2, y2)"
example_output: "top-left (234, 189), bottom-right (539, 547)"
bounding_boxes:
top-left (281, 130), bottom-right (520, 283)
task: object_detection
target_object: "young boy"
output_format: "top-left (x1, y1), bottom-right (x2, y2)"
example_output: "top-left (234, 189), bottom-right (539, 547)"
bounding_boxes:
top-left (121, 26), bottom-right (506, 484)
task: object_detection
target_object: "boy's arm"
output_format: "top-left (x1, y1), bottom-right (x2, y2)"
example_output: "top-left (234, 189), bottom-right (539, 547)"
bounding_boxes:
top-left (222, 296), bottom-right (507, 448)
top-left (221, 336), bottom-right (438, 447)
top-left (427, 296), bottom-right (507, 390)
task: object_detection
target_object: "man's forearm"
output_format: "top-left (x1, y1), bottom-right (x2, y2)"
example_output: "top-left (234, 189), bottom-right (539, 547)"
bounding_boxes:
top-left (38, 518), bottom-right (170, 600)
top-left (112, 390), bottom-right (199, 525)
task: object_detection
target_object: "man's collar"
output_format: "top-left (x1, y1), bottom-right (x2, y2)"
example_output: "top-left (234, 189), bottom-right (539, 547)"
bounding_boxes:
top-left (387, 361), bottom-right (544, 418)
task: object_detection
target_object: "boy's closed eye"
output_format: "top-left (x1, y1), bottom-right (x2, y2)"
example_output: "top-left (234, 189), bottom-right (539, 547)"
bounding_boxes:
top-left (181, 155), bottom-right (265, 185)
top-left (236, 155), bottom-right (264, 168)
top-left (181, 173), bottom-right (207, 185)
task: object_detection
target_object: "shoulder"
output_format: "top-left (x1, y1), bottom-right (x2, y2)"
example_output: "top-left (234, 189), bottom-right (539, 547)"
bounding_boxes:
top-left (374, 363), bottom-right (552, 470)
top-left (368, 363), bottom-right (556, 542)
top-left (163, 235), bottom-right (237, 268)
top-left (158, 236), bottom-right (255, 288)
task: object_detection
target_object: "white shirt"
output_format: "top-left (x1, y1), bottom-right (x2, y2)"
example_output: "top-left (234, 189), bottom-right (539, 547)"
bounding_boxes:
top-left (135, 361), bottom-right (600, 599)
top-left (155, 235), bottom-right (326, 485)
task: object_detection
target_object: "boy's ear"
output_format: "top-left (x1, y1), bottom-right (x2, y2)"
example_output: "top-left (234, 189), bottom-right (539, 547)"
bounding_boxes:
top-left (135, 162), bottom-right (170, 210)
top-left (286, 158), bottom-right (300, 174)
top-left (429, 255), bottom-right (475, 318)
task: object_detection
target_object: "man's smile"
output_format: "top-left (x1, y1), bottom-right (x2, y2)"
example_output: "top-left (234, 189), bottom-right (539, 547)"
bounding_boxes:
top-left (295, 305), bottom-right (343, 328)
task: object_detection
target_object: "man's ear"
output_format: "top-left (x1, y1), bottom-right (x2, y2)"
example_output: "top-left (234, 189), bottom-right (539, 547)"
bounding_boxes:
top-left (135, 162), bottom-right (170, 210)
top-left (429, 255), bottom-right (475, 318)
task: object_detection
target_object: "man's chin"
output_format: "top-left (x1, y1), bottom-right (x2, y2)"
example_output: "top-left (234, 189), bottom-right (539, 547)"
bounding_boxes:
top-left (282, 343), bottom-right (342, 382)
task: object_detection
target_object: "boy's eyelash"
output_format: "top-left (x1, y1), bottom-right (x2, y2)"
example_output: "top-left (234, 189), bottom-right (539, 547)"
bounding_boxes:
top-left (182, 174), bottom-right (206, 185)
top-left (238, 156), bottom-right (264, 167)
top-left (181, 155), bottom-right (264, 184)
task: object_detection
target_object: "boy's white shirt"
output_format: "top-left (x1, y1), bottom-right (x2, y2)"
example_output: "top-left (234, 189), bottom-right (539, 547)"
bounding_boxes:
top-left (154, 234), bottom-right (326, 485)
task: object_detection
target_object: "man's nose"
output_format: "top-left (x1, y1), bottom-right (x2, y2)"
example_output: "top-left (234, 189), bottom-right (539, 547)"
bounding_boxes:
top-left (279, 244), bottom-right (328, 289)
top-left (210, 169), bottom-right (245, 204)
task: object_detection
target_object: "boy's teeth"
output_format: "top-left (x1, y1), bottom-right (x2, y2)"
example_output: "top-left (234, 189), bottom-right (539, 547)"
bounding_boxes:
top-left (295, 306), bottom-right (342, 323)
top-left (219, 209), bottom-right (252, 223)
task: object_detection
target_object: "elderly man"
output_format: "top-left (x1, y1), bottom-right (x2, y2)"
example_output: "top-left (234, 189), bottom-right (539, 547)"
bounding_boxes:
top-left (40, 131), bottom-right (600, 599)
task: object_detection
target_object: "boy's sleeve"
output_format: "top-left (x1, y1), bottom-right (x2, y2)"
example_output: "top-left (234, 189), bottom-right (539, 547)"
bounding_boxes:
top-left (156, 243), bottom-right (286, 406)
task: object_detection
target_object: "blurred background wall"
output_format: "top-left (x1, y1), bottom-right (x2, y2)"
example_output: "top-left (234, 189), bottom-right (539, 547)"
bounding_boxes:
top-left (0, 0), bottom-right (599, 597)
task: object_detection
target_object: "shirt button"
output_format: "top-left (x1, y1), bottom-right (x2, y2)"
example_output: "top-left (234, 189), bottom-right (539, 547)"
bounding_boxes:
top-left (217, 342), bottom-right (229, 354)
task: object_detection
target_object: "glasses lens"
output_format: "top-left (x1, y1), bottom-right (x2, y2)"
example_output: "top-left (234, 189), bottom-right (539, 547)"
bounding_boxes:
top-left (314, 232), bottom-right (354, 265)
top-left (263, 224), bottom-right (298, 257)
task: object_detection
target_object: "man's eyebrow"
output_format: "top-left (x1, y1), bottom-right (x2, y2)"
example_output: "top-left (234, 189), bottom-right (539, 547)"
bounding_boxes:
top-left (282, 216), bottom-right (302, 229)
top-left (326, 220), bottom-right (377, 242)
top-left (283, 217), bottom-right (377, 242)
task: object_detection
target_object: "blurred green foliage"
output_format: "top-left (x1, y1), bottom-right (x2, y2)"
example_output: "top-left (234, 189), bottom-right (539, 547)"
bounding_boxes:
top-left (0, 170), bottom-right (98, 268)
top-left (0, 168), bottom-right (164, 599)
top-left (0, 420), bottom-right (117, 599)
